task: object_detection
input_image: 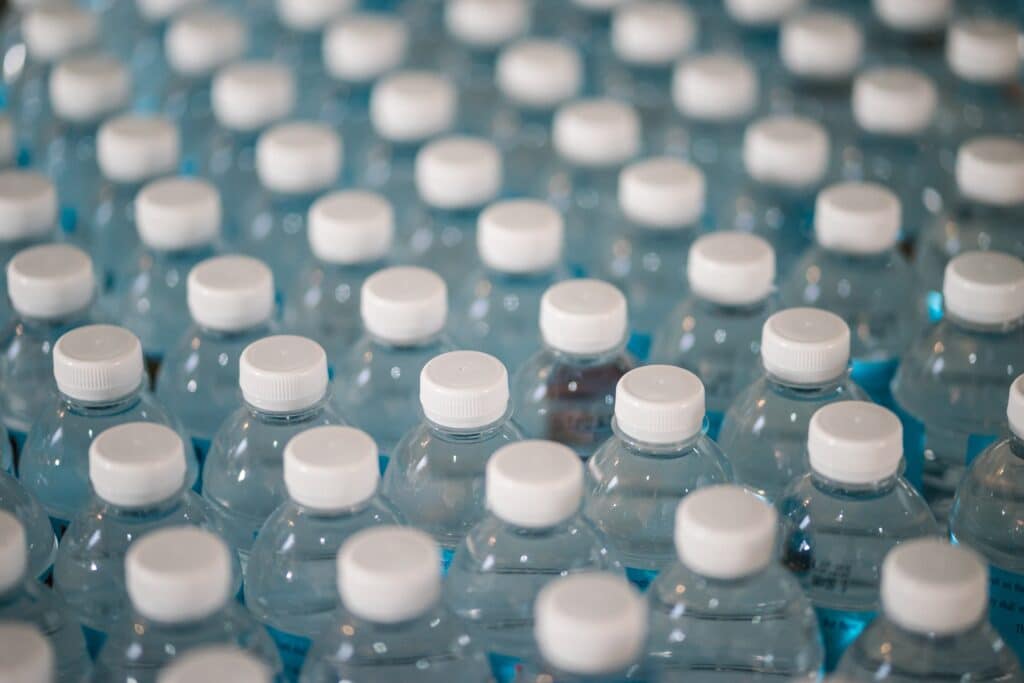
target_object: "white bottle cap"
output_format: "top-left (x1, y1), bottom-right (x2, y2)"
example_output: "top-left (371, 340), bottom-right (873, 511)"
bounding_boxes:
top-left (947, 19), bottom-right (1019, 84)
top-left (674, 484), bottom-right (778, 580)
top-left (612, 1), bottom-right (695, 66)
top-left (284, 426), bottom-right (379, 512)
top-left (323, 13), bottom-right (408, 83)
top-left (7, 244), bottom-right (94, 320)
top-left (187, 255), bottom-right (274, 332)
top-left (49, 53), bottom-right (130, 124)
top-left (0, 622), bottom-right (54, 683)
top-left (852, 67), bottom-right (937, 137)
top-left (553, 99), bottom-right (641, 169)
top-left (725, 0), bottom-right (804, 26)
top-left (445, 0), bottom-right (529, 49)
top-left (1009, 375), bottom-right (1024, 441)
top-left (615, 364), bottom-right (705, 444)
top-left (540, 279), bottom-right (627, 355)
top-left (687, 232), bottom-right (775, 306)
top-left (158, 646), bottom-right (272, 683)
top-left (942, 251), bottom-right (1024, 326)
top-left (955, 137), bottom-right (1024, 207)
top-left (256, 121), bottom-right (342, 195)
top-left (0, 116), bottom-right (12, 168)
top-left (53, 325), bottom-right (144, 402)
top-left (360, 266), bottom-right (447, 344)
top-left (477, 199), bottom-right (564, 274)
top-left (415, 136), bottom-right (502, 210)
top-left (873, 0), bottom-right (952, 33)
top-left (0, 510), bottom-right (26, 592)
top-left (619, 157), bottom-right (704, 230)
top-left (136, 0), bottom-right (201, 23)
top-left (761, 308), bottom-right (850, 385)
top-left (808, 401), bottom-right (903, 485)
top-left (89, 422), bottom-right (187, 508)
top-left (97, 115), bottom-right (180, 185)
top-left (496, 39), bottom-right (582, 110)
top-left (239, 335), bottom-right (328, 413)
top-left (420, 350), bottom-right (509, 430)
top-left (337, 526), bottom-right (440, 623)
top-left (0, 171), bottom-right (57, 242)
top-left (370, 70), bottom-right (456, 143)
top-left (136, 177), bottom-right (220, 252)
top-left (275, 0), bottom-right (354, 32)
top-left (535, 573), bottom-right (647, 676)
top-left (781, 11), bottom-right (863, 81)
top-left (673, 53), bottom-right (758, 123)
top-left (486, 440), bottom-right (583, 528)
top-left (212, 61), bottom-right (296, 133)
top-left (881, 539), bottom-right (987, 636)
top-left (744, 115), bottom-right (829, 189)
top-left (22, 4), bottom-right (98, 63)
top-left (126, 526), bottom-right (232, 623)
top-left (814, 182), bottom-right (901, 255)
top-left (165, 8), bottom-right (248, 78)
top-left (308, 190), bottom-right (393, 265)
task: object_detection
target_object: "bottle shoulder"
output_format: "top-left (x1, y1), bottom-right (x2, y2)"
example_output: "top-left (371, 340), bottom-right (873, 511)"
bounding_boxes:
top-left (208, 403), bottom-right (344, 460)
top-left (588, 435), bottom-right (734, 485)
top-left (721, 375), bottom-right (868, 437)
top-left (251, 497), bottom-right (403, 558)
top-left (389, 420), bottom-right (523, 463)
top-left (649, 563), bottom-right (814, 618)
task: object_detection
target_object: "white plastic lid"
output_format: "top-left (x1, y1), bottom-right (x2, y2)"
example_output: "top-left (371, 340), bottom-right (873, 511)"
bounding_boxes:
top-left (496, 39), bottom-right (582, 110)
top-left (49, 53), bottom-right (130, 124)
top-left (619, 157), bottom-right (704, 230)
top-left (337, 526), bottom-right (440, 623)
top-left (725, 0), bottom-right (804, 26)
top-left (955, 137), bottom-right (1024, 207)
top-left (360, 266), bottom-right (448, 344)
top-left (445, 0), bottom-right (529, 49)
top-left (674, 484), bottom-right (778, 580)
top-left (881, 539), bottom-right (987, 636)
top-left (942, 251), bottom-right (1024, 326)
top-left (673, 53), bottom-right (758, 123)
top-left (420, 350), bottom-right (509, 430)
top-left (53, 325), bottom-right (144, 402)
top-left (744, 115), bottom-right (829, 189)
top-left (158, 646), bottom-right (272, 683)
top-left (852, 67), bottom-right (937, 136)
top-left (0, 171), bottom-right (57, 242)
top-left (477, 199), bottom-right (564, 274)
top-left (239, 335), bottom-right (329, 413)
top-left (284, 426), bottom-right (379, 512)
top-left (535, 573), bottom-right (647, 676)
top-left (323, 13), bottom-right (408, 83)
top-left (370, 71), bottom-right (456, 143)
top-left (256, 121), bottom-right (342, 195)
top-left (781, 11), bottom-right (863, 80)
top-left (415, 136), bottom-right (502, 210)
top-left (687, 232), bottom-right (775, 306)
top-left (808, 401), bottom-right (903, 484)
top-left (0, 510), bottom-right (26, 592)
top-left (126, 526), bottom-right (232, 623)
top-left (486, 440), bottom-right (583, 528)
top-left (1009, 375), bottom-right (1024, 441)
top-left (276, 0), bottom-right (354, 32)
top-left (947, 19), bottom-right (1019, 84)
top-left (308, 190), bottom-right (393, 265)
top-left (89, 422), bottom-right (187, 507)
top-left (553, 99), bottom-right (641, 169)
top-left (187, 255), bottom-right (274, 332)
top-left (873, 0), bottom-right (952, 33)
top-left (212, 61), bottom-right (296, 133)
top-left (0, 622), bottom-right (54, 683)
top-left (7, 243), bottom-right (94, 320)
top-left (540, 279), bottom-right (628, 355)
top-left (97, 115), bottom-right (180, 185)
top-left (136, 0), bottom-right (200, 23)
top-left (612, 1), bottom-right (695, 66)
top-left (136, 177), bottom-right (221, 251)
top-left (814, 182), bottom-right (901, 254)
top-left (761, 308), bottom-right (850, 385)
top-left (22, 4), bottom-right (99, 63)
top-left (615, 364), bottom-right (705, 444)
top-left (165, 8), bottom-right (248, 78)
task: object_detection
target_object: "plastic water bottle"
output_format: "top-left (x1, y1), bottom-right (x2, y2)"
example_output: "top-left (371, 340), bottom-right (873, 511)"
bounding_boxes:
top-left (201, 335), bottom-right (341, 570)
top-left (647, 484), bottom-right (824, 679)
top-left (300, 526), bottom-right (493, 682)
top-left (836, 539), bottom-right (1024, 680)
top-left (93, 526), bottom-right (282, 682)
top-left (334, 266), bottom-right (453, 457)
top-left (119, 0), bottom-right (201, 111)
top-left (382, 350), bottom-right (523, 567)
top-left (777, 401), bottom-right (939, 670)
top-left (512, 278), bottom-right (636, 459)
top-left (718, 307), bottom-right (867, 502)
top-left (0, 469), bottom-right (54, 581)
top-left (650, 232), bottom-right (777, 438)
top-left (450, 199), bottom-right (568, 372)
top-left (866, 0), bottom-right (952, 73)
top-left (246, 426), bottom-right (402, 678)
top-left (892, 251), bottom-right (1024, 521)
top-left (158, 645), bottom-right (273, 683)
top-left (270, 0), bottom-right (351, 112)
top-left (0, 171), bottom-right (58, 331)
top-left (446, 440), bottom-right (621, 681)
top-left (19, 324), bottom-right (196, 532)
top-left (0, 622), bottom-right (55, 683)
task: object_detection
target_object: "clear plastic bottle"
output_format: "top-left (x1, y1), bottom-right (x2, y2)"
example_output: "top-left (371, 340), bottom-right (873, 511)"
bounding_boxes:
top-left (116, 0), bottom-right (196, 113)
top-left (865, 0), bottom-right (952, 74)
top-left (93, 526), bottom-right (282, 682)
top-left (0, 469), bottom-right (54, 581)
top-left (778, 401), bottom-right (939, 670)
top-left (512, 278), bottom-right (636, 459)
top-left (158, 645), bottom-right (273, 683)
top-left (246, 426), bottom-right (402, 678)
top-left (300, 526), bottom-right (493, 683)
top-left (718, 307), bottom-right (867, 502)
top-left (0, 621), bottom-right (55, 683)
top-left (0, 172), bottom-right (59, 331)
top-left (716, 0), bottom-right (804, 64)
top-left (648, 485), bottom-right (824, 680)
top-left (269, 0), bottom-right (350, 111)
top-left (837, 539), bottom-right (1023, 681)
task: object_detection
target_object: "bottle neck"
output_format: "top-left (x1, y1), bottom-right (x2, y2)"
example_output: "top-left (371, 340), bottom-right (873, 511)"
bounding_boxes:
top-left (97, 491), bottom-right (187, 520)
top-left (367, 330), bottom-right (445, 351)
top-left (61, 386), bottom-right (144, 415)
top-left (245, 395), bottom-right (329, 424)
top-left (544, 343), bottom-right (628, 367)
top-left (425, 411), bottom-right (511, 443)
top-left (764, 370), bottom-right (845, 396)
top-left (809, 469), bottom-right (900, 497)
top-left (944, 311), bottom-right (1024, 335)
top-left (611, 418), bottom-right (704, 456)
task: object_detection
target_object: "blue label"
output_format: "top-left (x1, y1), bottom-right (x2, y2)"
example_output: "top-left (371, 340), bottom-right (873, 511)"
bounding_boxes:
top-left (627, 332), bottom-right (652, 362)
top-left (441, 547), bottom-right (454, 575)
top-left (850, 357), bottom-right (899, 407)
top-left (815, 606), bottom-right (874, 672)
top-left (989, 564), bottom-right (1024, 660)
top-left (266, 624), bottom-right (312, 682)
top-left (488, 652), bottom-right (523, 683)
top-left (82, 624), bottom-right (107, 659)
top-left (966, 433), bottom-right (998, 467)
top-left (625, 566), bottom-right (658, 592)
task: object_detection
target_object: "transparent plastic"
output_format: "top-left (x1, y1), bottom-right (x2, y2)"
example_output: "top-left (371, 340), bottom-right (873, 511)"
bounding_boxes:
top-left (547, 165), bottom-right (622, 276)
top-left (81, 180), bottom-right (147, 290)
top-left (37, 119), bottom-right (104, 235)
top-left (402, 206), bottom-right (483, 290)
top-left (238, 192), bottom-right (321, 287)
top-left (717, 181), bottom-right (816, 275)
top-left (0, 469), bottom-right (55, 580)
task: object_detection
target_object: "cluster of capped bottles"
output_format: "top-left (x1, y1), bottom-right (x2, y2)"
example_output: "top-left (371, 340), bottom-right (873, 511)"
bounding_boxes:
top-left (0, 0), bottom-right (1022, 680)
